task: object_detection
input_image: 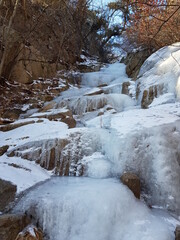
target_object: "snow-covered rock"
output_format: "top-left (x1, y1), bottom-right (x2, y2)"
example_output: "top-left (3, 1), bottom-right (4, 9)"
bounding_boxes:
top-left (136, 43), bottom-right (180, 108)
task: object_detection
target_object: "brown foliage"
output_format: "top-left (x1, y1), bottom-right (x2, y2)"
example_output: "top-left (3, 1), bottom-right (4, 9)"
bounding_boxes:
top-left (126, 0), bottom-right (180, 50)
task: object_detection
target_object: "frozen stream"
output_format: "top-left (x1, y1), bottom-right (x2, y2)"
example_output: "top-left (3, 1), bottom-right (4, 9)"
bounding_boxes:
top-left (2, 45), bottom-right (180, 239)
top-left (13, 177), bottom-right (178, 240)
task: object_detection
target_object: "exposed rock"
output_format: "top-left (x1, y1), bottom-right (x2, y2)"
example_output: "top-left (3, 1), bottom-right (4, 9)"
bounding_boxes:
top-left (40, 101), bottom-right (56, 112)
top-left (10, 45), bottom-right (57, 84)
top-left (122, 82), bottom-right (130, 95)
top-left (0, 145), bottom-right (9, 156)
top-left (141, 84), bottom-right (164, 109)
top-left (97, 84), bottom-right (108, 87)
top-left (0, 214), bottom-right (30, 240)
top-left (120, 172), bottom-right (141, 199)
top-left (8, 131), bottom-right (99, 176)
top-left (48, 147), bottom-right (55, 170)
top-left (0, 179), bottom-right (17, 212)
top-left (15, 225), bottom-right (43, 240)
top-left (0, 120), bottom-right (35, 132)
top-left (175, 226), bottom-right (180, 240)
top-left (0, 119), bottom-right (14, 125)
top-left (97, 111), bottom-right (104, 116)
top-left (31, 110), bottom-right (76, 128)
top-left (2, 109), bottom-right (23, 120)
top-left (84, 89), bottom-right (104, 96)
top-left (122, 49), bottom-right (151, 79)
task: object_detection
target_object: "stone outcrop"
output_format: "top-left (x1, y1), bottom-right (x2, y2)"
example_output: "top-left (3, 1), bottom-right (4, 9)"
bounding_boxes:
top-left (175, 226), bottom-right (180, 240)
top-left (0, 214), bottom-right (30, 240)
top-left (0, 145), bottom-right (9, 156)
top-left (9, 44), bottom-right (57, 84)
top-left (120, 172), bottom-right (141, 199)
top-left (0, 179), bottom-right (17, 212)
top-left (0, 120), bottom-right (36, 132)
top-left (31, 110), bottom-right (76, 128)
top-left (122, 49), bottom-right (150, 79)
top-left (141, 84), bottom-right (164, 109)
top-left (15, 225), bottom-right (43, 240)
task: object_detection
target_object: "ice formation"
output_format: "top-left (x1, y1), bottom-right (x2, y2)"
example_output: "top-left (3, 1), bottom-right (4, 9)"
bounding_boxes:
top-left (14, 178), bottom-right (178, 240)
top-left (1, 43), bottom-right (180, 240)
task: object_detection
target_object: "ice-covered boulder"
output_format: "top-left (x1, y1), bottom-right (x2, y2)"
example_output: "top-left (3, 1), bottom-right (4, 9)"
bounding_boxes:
top-left (136, 43), bottom-right (180, 108)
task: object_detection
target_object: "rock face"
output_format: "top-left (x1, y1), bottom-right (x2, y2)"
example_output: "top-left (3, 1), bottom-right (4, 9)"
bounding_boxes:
top-left (0, 145), bottom-right (9, 156)
top-left (0, 179), bottom-right (17, 212)
top-left (10, 44), bottom-right (57, 84)
top-left (122, 49), bottom-right (150, 79)
top-left (175, 226), bottom-right (180, 240)
top-left (0, 214), bottom-right (30, 240)
top-left (120, 173), bottom-right (141, 199)
top-left (15, 225), bottom-right (43, 240)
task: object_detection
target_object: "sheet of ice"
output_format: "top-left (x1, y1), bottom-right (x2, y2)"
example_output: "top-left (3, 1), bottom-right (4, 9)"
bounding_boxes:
top-left (82, 63), bottom-right (130, 87)
top-left (0, 155), bottom-right (50, 193)
top-left (14, 177), bottom-right (177, 240)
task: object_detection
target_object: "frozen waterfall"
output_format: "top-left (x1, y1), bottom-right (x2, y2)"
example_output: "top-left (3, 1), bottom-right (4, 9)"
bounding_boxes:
top-left (13, 178), bottom-right (177, 240)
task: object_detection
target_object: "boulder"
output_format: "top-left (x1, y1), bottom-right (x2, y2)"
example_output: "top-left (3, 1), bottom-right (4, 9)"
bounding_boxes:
top-left (0, 145), bottom-right (9, 156)
top-left (120, 172), bottom-right (141, 199)
top-left (122, 49), bottom-right (150, 79)
top-left (15, 225), bottom-right (43, 240)
top-left (122, 82), bottom-right (130, 95)
top-left (175, 225), bottom-right (180, 240)
top-left (0, 214), bottom-right (30, 240)
top-left (0, 179), bottom-right (17, 212)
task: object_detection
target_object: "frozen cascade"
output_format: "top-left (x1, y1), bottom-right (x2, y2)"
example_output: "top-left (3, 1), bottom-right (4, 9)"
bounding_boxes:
top-left (57, 93), bottom-right (135, 115)
top-left (8, 130), bottom-right (101, 176)
top-left (97, 123), bottom-right (180, 214)
top-left (13, 178), bottom-right (178, 240)
top-left (4, 45), bottom-right (180, 240)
